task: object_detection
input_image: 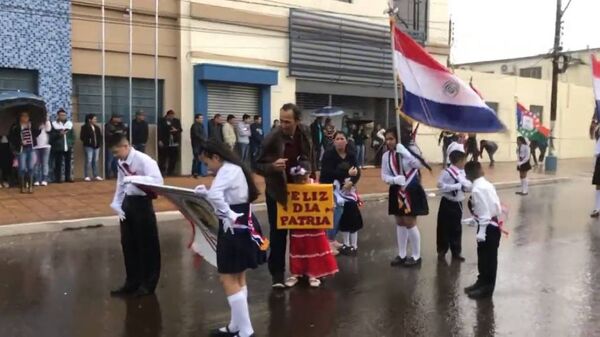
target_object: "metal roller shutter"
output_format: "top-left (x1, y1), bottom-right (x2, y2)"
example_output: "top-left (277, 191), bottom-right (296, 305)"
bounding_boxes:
top-left (207, 83), bottom-right (259, 121)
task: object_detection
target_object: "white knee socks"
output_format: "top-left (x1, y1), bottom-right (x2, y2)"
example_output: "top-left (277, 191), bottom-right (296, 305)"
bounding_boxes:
top-left (521, 179), bottom-right (528, 194)
top-left (350, 232), bottom-right (358, 249)
top-left (342, 232), bottom-right (350, 246)
top-left (407, 227), bottom-right (421, 260)
top-left (226, 290), bottom-right (254, 337)
top-left (595, 191), bottom-right (600, 211)
top-left (396, 226), bottom-right (408, 258)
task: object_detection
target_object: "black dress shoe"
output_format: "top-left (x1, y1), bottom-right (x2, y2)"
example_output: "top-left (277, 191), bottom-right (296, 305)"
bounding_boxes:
top-left (467, 285), bottom-right (494, 299)
top-left (110, 285), bottom-right (138, 297)
top-left (464, 281), bottom-right (481, 294)
top-left (403, 257), bottom-right (422, 267)
top-left (132, 286), bottom-right (154, 297)
top-left (452, 255), bottom-right (466, 262)
top-left (271, 274), bottom-right (285, 289)
top-left (390, 256), bottom-right (406, 266)
top-left (209, 327), bottom-right (239, 337)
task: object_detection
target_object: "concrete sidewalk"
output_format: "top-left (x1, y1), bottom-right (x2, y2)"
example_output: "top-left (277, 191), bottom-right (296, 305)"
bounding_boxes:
top-left (0, 158), bottom-right (593, 227)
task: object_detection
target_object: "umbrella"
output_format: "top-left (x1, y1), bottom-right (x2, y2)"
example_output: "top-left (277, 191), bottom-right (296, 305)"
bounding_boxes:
top-left (0, 91), bottom-right (47, 136)
top-left (311, 106), bottom-right (345, 117)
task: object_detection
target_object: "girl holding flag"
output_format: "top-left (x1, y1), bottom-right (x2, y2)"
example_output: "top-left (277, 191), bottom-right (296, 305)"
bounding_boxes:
top-left (382, 127), bottom-right (430, 267)
top-left (195, 139), bottom-right (266, 337)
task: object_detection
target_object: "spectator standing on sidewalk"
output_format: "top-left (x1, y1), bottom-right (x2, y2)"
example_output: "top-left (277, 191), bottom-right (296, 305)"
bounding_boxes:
top-left (51, 109), bottom-right (75, 183)
top-left (271, 119), bottom-right (280, 129)
top-left (310, 117), bottom-right (324, 169)
top-left (131, 111), bottom-right (149, 153)
top-left (237, 114), bottom-right (252, 163)
top-left (255, 103), bottom-right (315, 288)
top-left (208, 114), bottom-right (224, 143)
top-left (0, 135), bottom-right (12, 188)
top-left (33, 117), bottom-right (52, 186)
top-left (157, 110), bottom-right (182, 176)
top-left (223, 115), bottom-right (237, 151)
top-left (354, 125), bottom-right (368, 169)
top-left (9, 111), bottom-right (40, 193)
top-left (250, 115), bottom-right (263, 170)
top-left (105, 114), bottom-right (128, 179)
top-left (80, 113), bottom-right (104, 182)
top-left (479, 140), bottom-right (498, 167)
top-left (190, 114), bottom-right (206, 178)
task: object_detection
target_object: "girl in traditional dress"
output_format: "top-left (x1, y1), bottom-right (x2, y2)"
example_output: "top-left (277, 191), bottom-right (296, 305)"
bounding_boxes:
top-left (516, 136), bottom-right (532, 196)
top-left (381, 128), bottom-right (430, 267)
top-left (285, 160), bottom-right (339, 288)
top-left (196, 140), bottom-right (266, 337)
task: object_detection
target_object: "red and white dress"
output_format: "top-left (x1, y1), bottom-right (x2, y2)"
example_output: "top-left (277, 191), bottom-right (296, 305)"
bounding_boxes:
top-left (289, 229), bottom-right (338, 278)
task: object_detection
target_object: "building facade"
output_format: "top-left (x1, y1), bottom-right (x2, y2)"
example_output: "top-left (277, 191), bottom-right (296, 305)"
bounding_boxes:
top-left (456, 48), bottom-right (600, 88)
top-left (179, 0), bottom-right (450, 172)
top-left (0, 0), bottom-right (72, 115)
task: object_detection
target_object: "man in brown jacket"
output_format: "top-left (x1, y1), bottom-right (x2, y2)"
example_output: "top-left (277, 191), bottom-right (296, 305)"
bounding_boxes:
top-left (255, 103), bottom-right (315, 288)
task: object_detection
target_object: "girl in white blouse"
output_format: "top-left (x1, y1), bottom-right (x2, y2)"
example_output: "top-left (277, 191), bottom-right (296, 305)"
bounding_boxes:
top-left (195, 140), bottom-right (266, 337)
top-left (516, 136), bottom-right (532, 195)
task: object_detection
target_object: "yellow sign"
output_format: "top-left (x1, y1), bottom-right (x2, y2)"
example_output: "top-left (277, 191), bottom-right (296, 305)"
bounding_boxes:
top-left (277, 183), bottom-right (334, 230)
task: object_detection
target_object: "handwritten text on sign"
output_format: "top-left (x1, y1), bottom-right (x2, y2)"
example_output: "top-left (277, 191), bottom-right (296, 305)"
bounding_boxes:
top-left (277, 184), bottom-right (334, 230)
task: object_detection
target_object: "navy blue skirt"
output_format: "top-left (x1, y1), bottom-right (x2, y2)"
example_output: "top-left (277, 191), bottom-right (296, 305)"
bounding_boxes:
top-left (217, 203), bottom-right (266, 274)
top-left (388, 183), bottom-right (429, 217)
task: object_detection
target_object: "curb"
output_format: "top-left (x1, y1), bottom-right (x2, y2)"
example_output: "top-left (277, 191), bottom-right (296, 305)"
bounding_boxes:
top-left (0, 176), bottom-right (570, 238)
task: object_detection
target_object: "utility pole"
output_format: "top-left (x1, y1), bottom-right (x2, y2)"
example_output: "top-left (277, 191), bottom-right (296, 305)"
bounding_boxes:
top-left (545, 0), bottom-right (563, 172)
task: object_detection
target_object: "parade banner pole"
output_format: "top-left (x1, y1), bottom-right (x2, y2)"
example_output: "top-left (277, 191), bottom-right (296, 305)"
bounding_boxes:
top-left (128, 0), bottom-right (133, 144)
top-left (387, 0), bottom-right (402, 142)
top-left (154, 0), bottom-right (159, 160)
top-left (101, 0), bottom-right (106, 179)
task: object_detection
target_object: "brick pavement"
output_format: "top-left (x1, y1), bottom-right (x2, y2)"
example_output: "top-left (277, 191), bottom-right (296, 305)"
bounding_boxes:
top-left (0, 158), bottom-right (593, 225)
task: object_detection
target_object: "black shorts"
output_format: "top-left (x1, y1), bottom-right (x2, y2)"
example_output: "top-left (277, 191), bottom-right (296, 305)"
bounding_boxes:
top-left (517, 161), bottom-right (532, 172)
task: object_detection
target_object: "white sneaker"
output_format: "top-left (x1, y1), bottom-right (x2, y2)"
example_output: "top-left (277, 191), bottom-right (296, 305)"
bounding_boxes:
top-left (33, 182), bottom-right (40, 186)
top-left (2, 182), bottom-right (9, 188)
top-left (95, 176), bottom-right (104, 181)
top-left (84, 177), bottom-right (91, 182)
top-left (41, 181), bottom-right (48, 186)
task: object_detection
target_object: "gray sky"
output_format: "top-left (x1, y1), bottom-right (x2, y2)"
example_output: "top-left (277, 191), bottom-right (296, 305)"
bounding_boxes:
top-left (450, 0), bottom-right (600, 64)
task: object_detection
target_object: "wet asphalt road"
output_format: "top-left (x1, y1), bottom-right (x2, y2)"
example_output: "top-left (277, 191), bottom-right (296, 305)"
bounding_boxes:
top-left (1, 177), bottom-right (600, 337)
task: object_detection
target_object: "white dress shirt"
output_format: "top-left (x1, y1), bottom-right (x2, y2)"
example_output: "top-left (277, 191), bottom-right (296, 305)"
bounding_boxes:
top-left (111, 148), bottom-right (164, 211)
top-left (446, 141), bottom-right (465, 165)
top-left (595, 138), bottom-right (600, 157)
top-left (34, 121), bottom-right (52, 149)
top-left (470, 177), bottom-right (501, 227)
top-left (438, 165), bottom-right (472, 202)
top-left (381, 149), bottom-right (422, 186)
top-left (517, 144), bottom-right (531, 166)
top-left (52, 120), bottom-right (73, 152)
top-left (206, 162), bottom-right (249, 220)
top-left (237, 122), bottom-right (251, 144)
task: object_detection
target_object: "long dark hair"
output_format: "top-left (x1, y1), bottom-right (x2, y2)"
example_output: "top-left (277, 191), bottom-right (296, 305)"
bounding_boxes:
top-left (384, 128), bottom-right (432, 172)
top-left (85, 113), bottom-right (96, 125)
top-left (200, 140), bottom-right (260, 202)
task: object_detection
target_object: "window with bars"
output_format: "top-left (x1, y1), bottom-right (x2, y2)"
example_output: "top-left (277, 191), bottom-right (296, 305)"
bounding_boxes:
top-left (519, 67), bottom-right (542, 79)
top-left (72, 75), bottom-right (164, 124)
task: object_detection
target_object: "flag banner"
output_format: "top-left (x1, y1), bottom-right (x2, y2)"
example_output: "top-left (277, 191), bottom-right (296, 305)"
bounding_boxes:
top-left (277, 184), bottom-right (335, 230)
top-left (516, 103), bottom-right (549, 142)
top-left (392, 26), bottom-right (505, 133)
top-left (591, 54), bottom-right (600, 121)
top-left (134, 182), bottom-right (219, 268)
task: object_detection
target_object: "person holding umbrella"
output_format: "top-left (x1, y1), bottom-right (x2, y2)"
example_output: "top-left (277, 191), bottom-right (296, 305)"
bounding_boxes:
top-left (9, 111), bottom-right (40, 193)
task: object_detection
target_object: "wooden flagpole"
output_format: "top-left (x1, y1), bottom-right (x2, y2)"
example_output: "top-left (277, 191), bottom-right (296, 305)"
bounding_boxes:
top-left (387, 0), bottom-right (402, 143)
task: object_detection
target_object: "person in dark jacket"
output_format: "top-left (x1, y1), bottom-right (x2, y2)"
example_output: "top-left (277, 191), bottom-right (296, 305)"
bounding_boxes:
top-left (208, 114), bottom-right (224, 143)
top-left (131, 111), bottom-right (149, 153)
top-left (250, 115), bottom-right (264, 170)
top-left (50, 109), bottom-right (75, 183)
top-left (310, 117), bottom-right (324, 168)
top-left (105, 114), bottom-right (128, 179)
top-left (80, 113), bottom-right (103, 181)
top-left (157, 110), bottom-right (182, 176)
top-left (255, 103), bottom-right (315, 288)
top-left (190, 113), bottom-right (206, 178)
top-left (8, 111), bottom-right (40, 193)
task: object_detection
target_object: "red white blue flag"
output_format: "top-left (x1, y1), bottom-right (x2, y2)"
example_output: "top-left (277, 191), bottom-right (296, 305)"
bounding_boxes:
top-left (393, 26), bottom-right (505, 133)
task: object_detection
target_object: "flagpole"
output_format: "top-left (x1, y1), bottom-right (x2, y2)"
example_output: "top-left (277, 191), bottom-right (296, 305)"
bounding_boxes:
top-left (387, 1), bottom-right (402, 143)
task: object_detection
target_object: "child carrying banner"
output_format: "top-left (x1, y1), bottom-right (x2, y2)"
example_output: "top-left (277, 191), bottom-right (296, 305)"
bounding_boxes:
top-left (286, 160), bottom-right (338, 288)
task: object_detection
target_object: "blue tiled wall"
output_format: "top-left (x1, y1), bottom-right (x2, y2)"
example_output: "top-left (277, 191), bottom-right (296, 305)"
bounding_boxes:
top-left (0, 0), bottom-right (71, 116)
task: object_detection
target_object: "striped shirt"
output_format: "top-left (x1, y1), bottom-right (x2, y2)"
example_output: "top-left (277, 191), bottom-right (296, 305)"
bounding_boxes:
top-left (21, 126), bottom-right (33, 147)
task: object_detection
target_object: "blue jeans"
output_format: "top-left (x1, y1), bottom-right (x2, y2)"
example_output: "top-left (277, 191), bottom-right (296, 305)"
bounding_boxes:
top-left (356, 144), bottom-right (366, 167)
top-left (34, 147), bottom-right (50, 182)
top-left (238, 143), bottom-right (249, 162)
top-left (84, 147), bottom-right (100, 178)
top-left (105, 149), bottom-right (117, 178)
top-left (18, 147), bottom-right (35, 176)
top-left (192, 148), bottom-right (206, 176)
top-left (327, 205), bottom-right (344, 241)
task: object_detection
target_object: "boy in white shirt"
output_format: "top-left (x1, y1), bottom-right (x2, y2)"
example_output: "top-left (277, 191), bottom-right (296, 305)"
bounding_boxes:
top-left (463, 161), bottom-right (502, 299)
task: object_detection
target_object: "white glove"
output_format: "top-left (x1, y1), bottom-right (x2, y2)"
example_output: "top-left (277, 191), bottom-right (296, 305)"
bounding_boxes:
top-left (110, 203), bottom-right (126, 221)
top-left (222, 210), bottom-right (243, 235)
top-left (396, 143), bottom-right (412, 157)
top-left (122, 176), bottom-right (137, 184)
top-left (393, 175), bottom-right (406, 186)
top-left (335, 193), bottom-right (346, 207)
top-left (194, 185), bottom-right (208, 197)
top-left (461, 218), bottom-right (477, 227)
top-left (458, 176), bottom-right (472, 189)
top-left (476, 225), bottom-right (487, 242)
